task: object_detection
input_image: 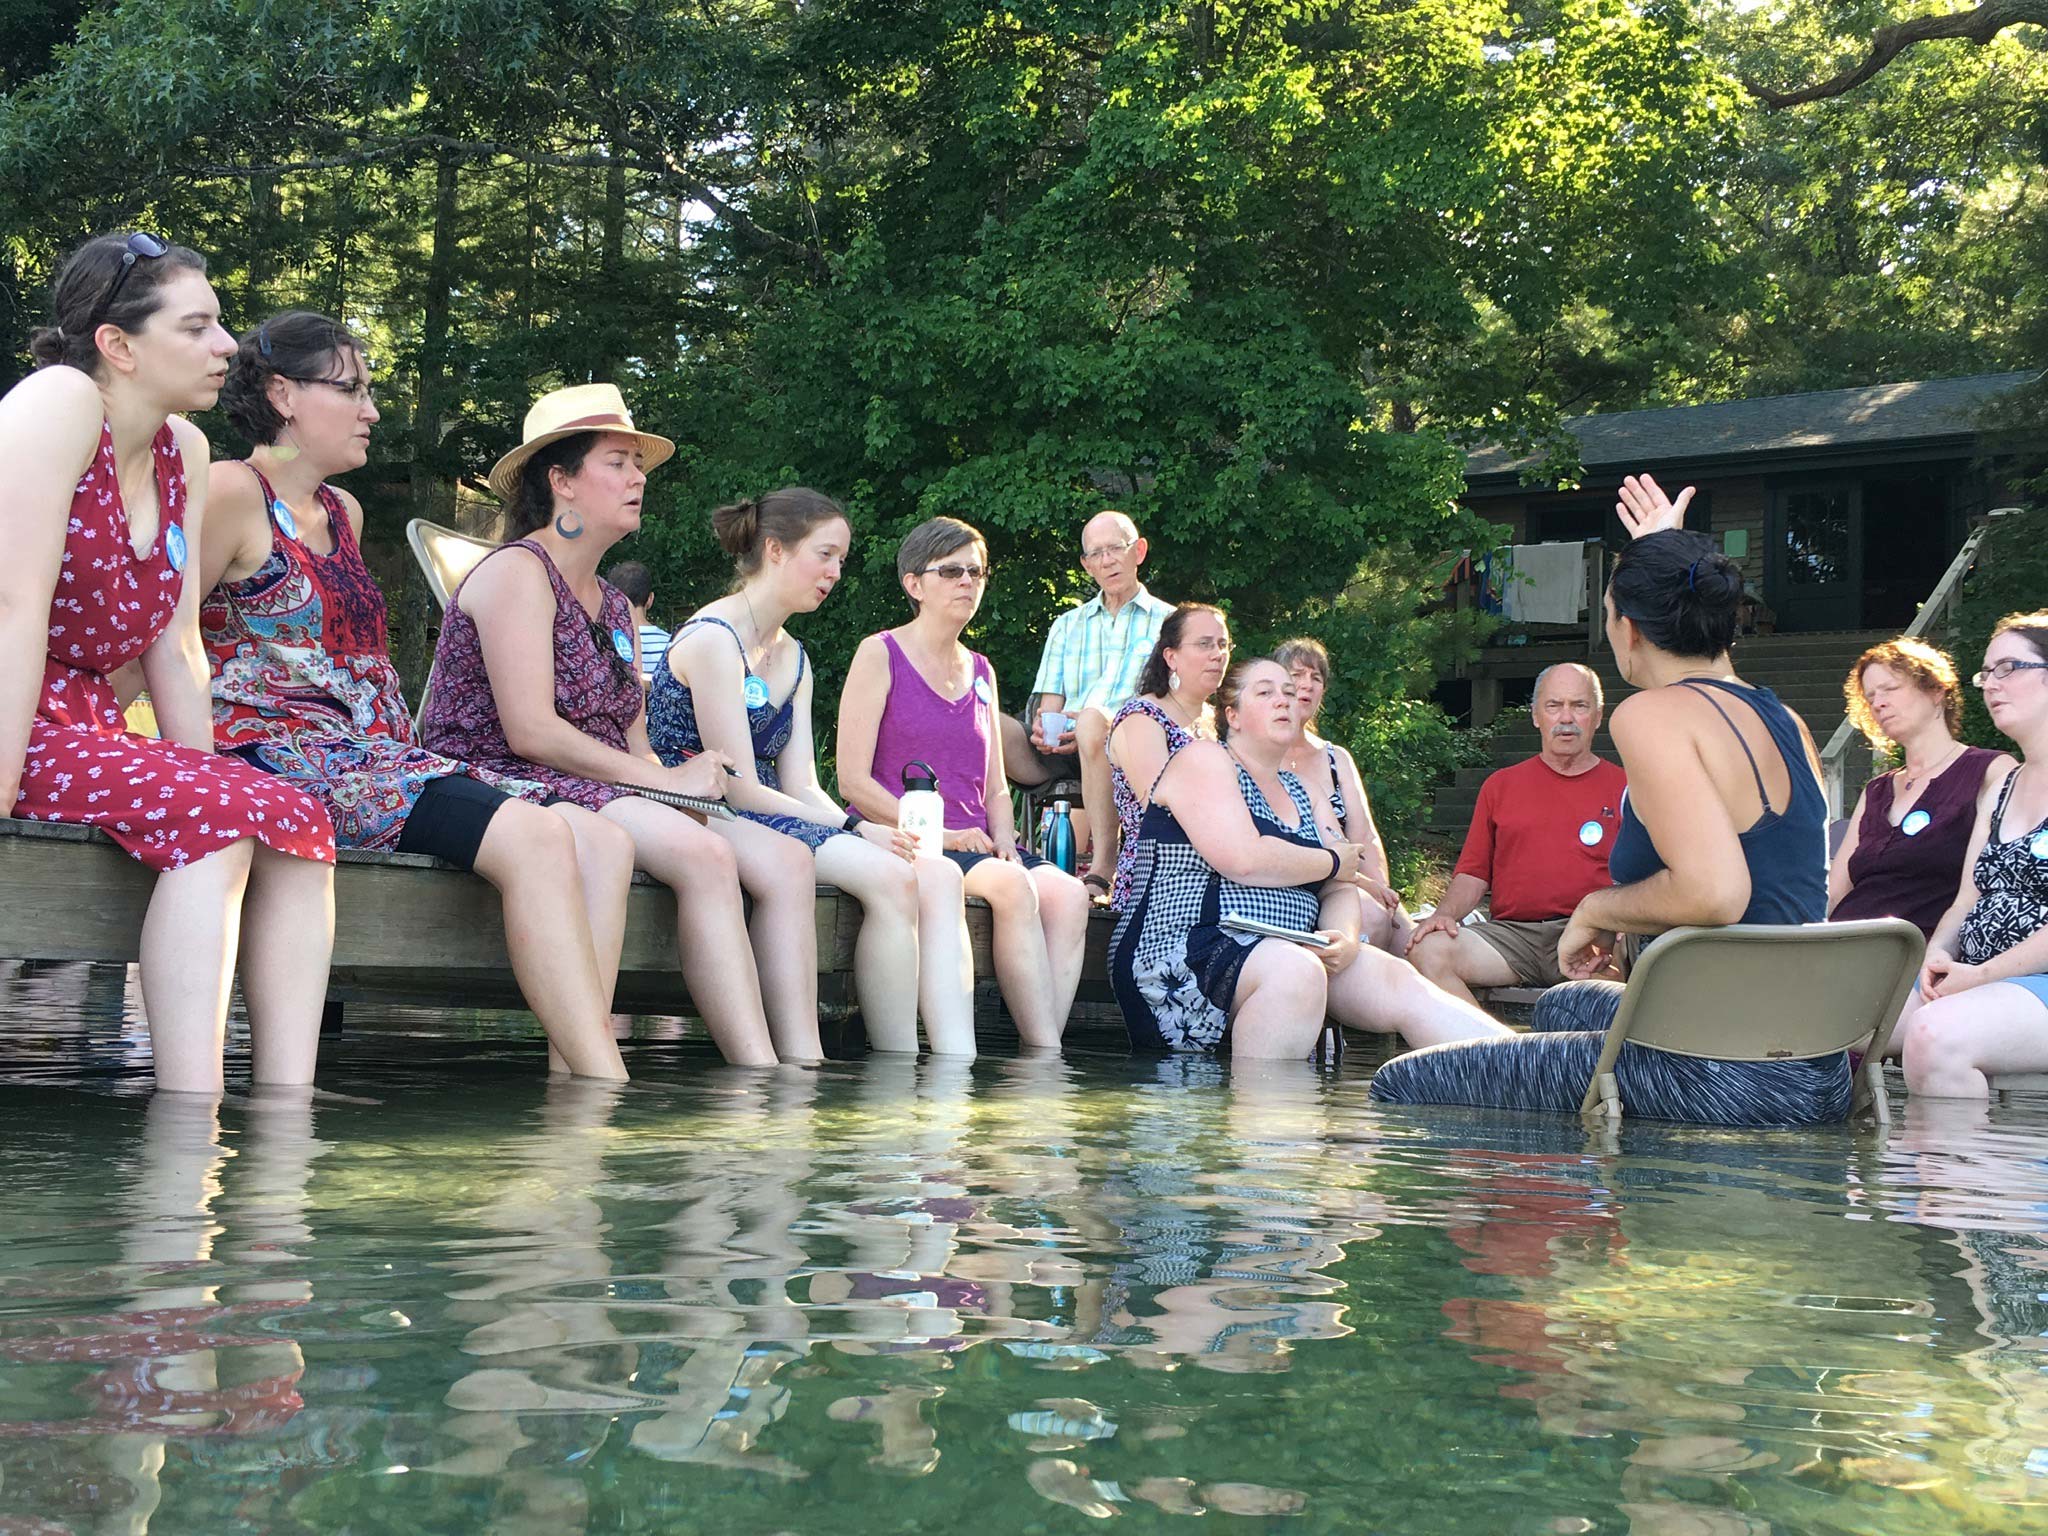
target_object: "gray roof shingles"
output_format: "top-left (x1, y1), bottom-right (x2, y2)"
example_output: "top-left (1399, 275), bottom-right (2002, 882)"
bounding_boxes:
top-left (1466, 371), bottom-right (2040, 482)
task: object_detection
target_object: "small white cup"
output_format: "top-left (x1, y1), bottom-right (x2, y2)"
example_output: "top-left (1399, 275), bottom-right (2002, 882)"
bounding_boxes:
top-left (1038, 710), bottom-right (1072, 744)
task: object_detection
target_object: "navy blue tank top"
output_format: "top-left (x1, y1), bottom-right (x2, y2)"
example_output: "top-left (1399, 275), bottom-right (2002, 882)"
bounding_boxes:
top-left (1608, 679), bottom-right (1827, 924)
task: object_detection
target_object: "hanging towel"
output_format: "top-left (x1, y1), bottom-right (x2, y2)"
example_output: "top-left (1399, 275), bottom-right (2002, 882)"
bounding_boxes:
top-left (1500, 542), bottom-right (1586, 625)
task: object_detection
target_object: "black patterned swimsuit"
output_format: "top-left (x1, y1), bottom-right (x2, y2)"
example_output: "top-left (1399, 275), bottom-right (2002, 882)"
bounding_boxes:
top-left (1957, 768), bottom-right (2048, 967)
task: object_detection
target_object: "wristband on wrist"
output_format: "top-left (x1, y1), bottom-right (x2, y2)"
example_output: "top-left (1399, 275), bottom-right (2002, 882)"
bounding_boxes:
top-left (1326, 848), bottom-right (1342, 882)
top-left (842, 808), bottom-right (862, 832)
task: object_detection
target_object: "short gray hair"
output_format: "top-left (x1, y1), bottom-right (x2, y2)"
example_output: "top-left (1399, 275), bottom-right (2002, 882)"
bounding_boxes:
top-left (1532, 662), bottom-right (1603, 710)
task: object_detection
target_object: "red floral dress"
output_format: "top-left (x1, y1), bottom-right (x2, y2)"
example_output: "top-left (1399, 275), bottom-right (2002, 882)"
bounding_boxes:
top-left (13, 421), bottom-right (334, 871)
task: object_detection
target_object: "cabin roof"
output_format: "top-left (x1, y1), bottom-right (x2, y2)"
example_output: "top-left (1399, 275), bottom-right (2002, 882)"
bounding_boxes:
top-left (1465, 371), bottom-right (2040, 487)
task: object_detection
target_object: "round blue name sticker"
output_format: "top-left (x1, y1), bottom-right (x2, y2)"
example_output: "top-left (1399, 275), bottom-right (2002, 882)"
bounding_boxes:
top-left (1577, 819), bottom-right (1604, 847)
top-left (270, 499), bottom-right (298, 541)
top-left (973, 675), bottom-right (994, 705)
top-left (164, 523), bottom-right (187, 573)
top-left (611, 628), bottom-right (636, 666)
top-left (2031, 829), bottom-right (2048, 861)
top-left (1900, 809), bottom-right (1932, 837)
top-left (743, 675), bottom-right (771, 710)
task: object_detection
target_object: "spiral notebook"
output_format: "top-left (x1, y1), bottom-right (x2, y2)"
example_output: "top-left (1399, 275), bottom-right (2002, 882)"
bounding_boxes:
top-left (1220, 915), bottom-right (1333, 950)
top-left (608, 784), bottom-right (736, 820)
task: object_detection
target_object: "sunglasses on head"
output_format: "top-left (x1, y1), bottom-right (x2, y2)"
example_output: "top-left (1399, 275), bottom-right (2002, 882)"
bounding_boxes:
top-left (92, 233), bottom-right (169, 329)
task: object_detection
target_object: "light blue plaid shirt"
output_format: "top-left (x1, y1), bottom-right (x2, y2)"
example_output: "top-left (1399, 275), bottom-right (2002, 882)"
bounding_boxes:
top-left (1030, 586), bottom-right (1174, 715)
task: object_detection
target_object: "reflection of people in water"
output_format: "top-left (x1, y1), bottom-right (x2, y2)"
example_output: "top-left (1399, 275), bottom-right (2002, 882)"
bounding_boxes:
top-left (0, 1089), bottom-right (326, 1534)
top-left (1076, 1058), bottom-right (1350, 1372)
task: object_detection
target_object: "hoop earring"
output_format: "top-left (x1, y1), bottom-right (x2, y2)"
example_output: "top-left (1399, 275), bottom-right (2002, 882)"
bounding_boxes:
top-left (555, 509), bottom-right (584, 540)
top-left (270, 420), bottom-right (301, 464)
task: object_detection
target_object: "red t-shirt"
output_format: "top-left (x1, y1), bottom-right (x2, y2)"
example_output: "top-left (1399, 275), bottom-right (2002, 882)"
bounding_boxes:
top-left (1455, 755), bottom-right (1629, 921)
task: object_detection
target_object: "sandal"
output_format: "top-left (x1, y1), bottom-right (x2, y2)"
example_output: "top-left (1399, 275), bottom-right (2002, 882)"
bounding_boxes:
top-left (1081, 872), bottom-right (1112, 905)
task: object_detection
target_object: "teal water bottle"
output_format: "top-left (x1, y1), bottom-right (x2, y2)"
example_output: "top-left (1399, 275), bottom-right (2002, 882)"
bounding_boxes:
top-left (1047, 799), bottom-right (1077, 874)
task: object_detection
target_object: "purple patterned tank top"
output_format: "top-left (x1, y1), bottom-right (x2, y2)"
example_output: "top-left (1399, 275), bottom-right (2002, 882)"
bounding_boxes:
top-left (417, 539), bottom-right (643, 810)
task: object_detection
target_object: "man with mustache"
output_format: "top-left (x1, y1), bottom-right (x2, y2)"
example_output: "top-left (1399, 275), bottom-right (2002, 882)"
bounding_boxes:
top-left (1407, 663), bottom-right (1628, 1003)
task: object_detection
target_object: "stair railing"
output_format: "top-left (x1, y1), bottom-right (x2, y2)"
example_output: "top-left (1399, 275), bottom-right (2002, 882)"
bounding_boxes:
top-left (1818, 507), bottom-right (2021, 819)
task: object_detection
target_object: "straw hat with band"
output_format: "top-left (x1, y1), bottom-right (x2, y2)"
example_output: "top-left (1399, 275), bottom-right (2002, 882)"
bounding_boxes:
top-left (487, 382), bottom-right (675, 504)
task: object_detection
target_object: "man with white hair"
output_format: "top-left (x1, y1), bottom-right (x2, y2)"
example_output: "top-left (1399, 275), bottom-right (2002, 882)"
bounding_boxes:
top-left (1003, 509), bottom-right (1172, 898)
top-left (1407, 662), bottom-right (1628, 1001)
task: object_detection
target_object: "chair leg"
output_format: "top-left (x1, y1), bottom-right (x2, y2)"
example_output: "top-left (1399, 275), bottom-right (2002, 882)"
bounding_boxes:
top-left (1598, 1073), bottom-right (1621, 1120)
top-left (1859, 1059), bottom-right (1889, 1127)
top-left (1581, 1071), bottom-right (1622, 1124)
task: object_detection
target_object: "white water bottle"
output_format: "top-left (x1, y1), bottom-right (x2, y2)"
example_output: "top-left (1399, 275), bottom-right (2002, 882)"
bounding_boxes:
top-left (898, 759), bottom-right (945, 860)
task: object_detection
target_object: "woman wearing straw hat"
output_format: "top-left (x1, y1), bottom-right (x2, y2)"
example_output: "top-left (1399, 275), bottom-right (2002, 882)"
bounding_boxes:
top-left (198, 312), bottom-right (636, 1080)
top-left (419, 383), bottom-right (814, 1066)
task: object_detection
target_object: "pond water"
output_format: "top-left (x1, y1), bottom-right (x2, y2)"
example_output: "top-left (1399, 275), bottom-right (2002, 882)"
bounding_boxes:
top-left (1, 964), bottom-right (2045, 1535)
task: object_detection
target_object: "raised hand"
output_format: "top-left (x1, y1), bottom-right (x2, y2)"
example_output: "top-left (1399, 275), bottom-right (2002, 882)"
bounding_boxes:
top-left (1616, 473), bottom-right (1695, 539)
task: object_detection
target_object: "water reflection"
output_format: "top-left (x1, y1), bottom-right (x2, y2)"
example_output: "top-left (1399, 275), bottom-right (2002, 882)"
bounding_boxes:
top-left (0, 1000), bottom-right (2046, 1531)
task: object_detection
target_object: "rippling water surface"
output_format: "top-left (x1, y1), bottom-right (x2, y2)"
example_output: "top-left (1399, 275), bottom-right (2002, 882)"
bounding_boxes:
top-left (1, 962), bottom-right (2045, 1534)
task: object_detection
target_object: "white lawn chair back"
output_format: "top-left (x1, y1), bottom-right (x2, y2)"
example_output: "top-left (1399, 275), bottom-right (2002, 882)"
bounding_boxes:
top-left (405, 518), bottom-right (499, 725)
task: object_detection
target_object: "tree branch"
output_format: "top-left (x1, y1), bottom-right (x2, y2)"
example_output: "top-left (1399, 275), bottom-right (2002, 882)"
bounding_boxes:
top-left (1742, 0), bottom-right (2048, 108)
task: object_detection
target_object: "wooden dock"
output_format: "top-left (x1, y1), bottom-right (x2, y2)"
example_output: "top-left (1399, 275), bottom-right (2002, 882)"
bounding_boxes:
top-left (0, 819), bottom-right (1120, 1045)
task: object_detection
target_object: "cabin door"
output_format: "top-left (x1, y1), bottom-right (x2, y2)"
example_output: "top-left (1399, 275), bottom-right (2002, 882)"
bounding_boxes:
top-left (1767, 481), bottom-right (1863, 632)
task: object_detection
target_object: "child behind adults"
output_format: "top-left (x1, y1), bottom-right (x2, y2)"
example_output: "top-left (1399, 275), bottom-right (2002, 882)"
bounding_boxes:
top-left (198, 311), bottom-right (634, 1079)
top-left (0, 234), bottom-right (336, 1095)
top-left (648, 489), bottom-right (973, 1053)
top-left (836, 517), bottom-right (1092, 1049)
top-left (418, 384), bottom-right (816, 1066)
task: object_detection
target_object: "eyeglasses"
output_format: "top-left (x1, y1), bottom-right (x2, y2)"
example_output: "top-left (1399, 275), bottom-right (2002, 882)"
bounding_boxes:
top-left (1082, 536), bottom-right (1139, 563)
top-left (92, 233), bottom-right (169, 328)
top-left (290, 375), bottom-right (376, 405)
top-left (1972, 659), bottom-right (2048, 687)
top-left (920, 563), bottom-right (989, 584)
top-left (1178, 636), bottom-right (1231, 654)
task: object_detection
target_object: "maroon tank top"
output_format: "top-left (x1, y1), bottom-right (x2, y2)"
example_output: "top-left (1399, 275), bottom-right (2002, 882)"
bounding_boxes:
top-left (1833, 745), bottom-right (1999, 937)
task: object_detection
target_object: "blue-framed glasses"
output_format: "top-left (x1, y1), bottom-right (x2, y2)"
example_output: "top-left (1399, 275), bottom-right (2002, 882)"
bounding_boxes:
top-left (1972, 659), bottom-right (2048, 688)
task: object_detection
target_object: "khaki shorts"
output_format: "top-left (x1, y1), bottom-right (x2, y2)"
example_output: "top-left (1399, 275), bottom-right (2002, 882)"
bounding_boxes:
top-left (1469, 917), bottom-right (1572, 988)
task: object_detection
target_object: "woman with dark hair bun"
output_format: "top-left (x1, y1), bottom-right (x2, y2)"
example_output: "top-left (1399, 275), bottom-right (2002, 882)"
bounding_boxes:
top-left (647, 489), bottom-right (971, 1053)
top-left (0, 236), bottom-right (337, 1095)
top-left (1373, 474), bottom-right (1842, 1124)
top-left (197, 312), bottom-right (636, 1079)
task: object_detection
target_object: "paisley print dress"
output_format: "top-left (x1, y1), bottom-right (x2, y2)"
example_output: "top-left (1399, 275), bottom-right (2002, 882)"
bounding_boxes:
top-left (202, 466), bottom-right (545, 849)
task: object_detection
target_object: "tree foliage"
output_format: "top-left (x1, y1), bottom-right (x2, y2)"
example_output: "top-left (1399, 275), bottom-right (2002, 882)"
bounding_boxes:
top-left (0, 1), bottom-right (2038, 865)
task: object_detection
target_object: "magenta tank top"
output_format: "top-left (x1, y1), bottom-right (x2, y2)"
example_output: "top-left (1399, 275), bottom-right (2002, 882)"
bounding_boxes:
top-left (870, 631), bottom-right (996, 832)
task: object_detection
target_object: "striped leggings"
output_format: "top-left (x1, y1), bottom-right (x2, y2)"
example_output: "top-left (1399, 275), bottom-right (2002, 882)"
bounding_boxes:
top-left (1368, 980), bottom-right (1852, 1126)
